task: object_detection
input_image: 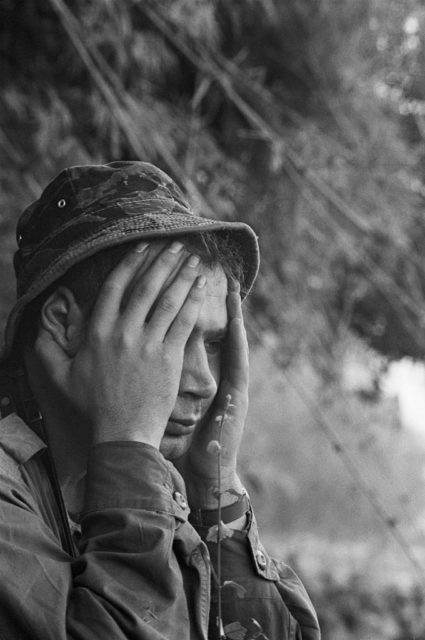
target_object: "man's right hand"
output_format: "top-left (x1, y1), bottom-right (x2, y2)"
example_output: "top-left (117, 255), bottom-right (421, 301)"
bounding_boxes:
top-left (48, 241), bottom-right (207, 448)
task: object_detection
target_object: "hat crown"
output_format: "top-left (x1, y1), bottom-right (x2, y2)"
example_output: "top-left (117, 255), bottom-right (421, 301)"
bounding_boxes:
top-left (16, 161), bottom-right (191, 253)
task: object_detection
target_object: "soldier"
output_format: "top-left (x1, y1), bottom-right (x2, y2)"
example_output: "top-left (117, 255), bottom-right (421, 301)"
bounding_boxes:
top-left (0, 161), bottom-right (320, 639)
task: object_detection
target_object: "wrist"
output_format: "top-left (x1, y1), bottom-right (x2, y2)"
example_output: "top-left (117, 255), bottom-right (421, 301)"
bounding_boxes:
top-left (92, 424), bottom-right (161, 448)
top-left (186, 472), bottom-right (243, 510)
top-left (189, 491), bottom-right (249, 527)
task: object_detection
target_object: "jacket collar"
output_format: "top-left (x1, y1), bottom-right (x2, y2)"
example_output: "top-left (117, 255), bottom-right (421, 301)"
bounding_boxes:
top-left (0, 413), bottom-right (46, 464)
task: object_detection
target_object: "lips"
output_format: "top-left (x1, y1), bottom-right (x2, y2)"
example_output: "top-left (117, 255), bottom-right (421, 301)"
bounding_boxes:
top-left (165, 419), bottom-right (197, 436)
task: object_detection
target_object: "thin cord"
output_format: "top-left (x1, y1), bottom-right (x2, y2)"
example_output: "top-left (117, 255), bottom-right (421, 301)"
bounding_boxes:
top-left (46, 0), bottom-right (425, 585)
top-left (47, 0), bottom-right (218, 221)
top-left (143, 4), bottom-right (425, 325)
top-left (250, 319), bottom-right (425, 589)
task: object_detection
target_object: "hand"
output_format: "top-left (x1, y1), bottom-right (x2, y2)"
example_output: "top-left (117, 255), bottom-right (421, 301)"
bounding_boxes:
top-left (176, 279), bottom-right (249, 507)
top-left (40, 241), bottom-right (207, 448)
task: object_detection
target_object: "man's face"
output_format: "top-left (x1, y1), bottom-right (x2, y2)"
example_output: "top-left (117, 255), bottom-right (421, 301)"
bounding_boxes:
top-left (159, 263), bottom-right (228, 460)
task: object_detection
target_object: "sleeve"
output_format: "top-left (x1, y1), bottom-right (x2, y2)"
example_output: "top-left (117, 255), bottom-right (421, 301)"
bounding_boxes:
top-left (194, 509), bottom-right (321, 640)
top-left (0, 442), bottom-right (208, 640)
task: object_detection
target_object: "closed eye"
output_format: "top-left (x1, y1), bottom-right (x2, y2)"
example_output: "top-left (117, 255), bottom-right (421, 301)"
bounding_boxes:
top-left (205, 339), bottom-right (224, 355)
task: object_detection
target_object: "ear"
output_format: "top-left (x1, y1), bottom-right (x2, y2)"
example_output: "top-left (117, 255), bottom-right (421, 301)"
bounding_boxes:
top-left (39, 286), bottom-right (86, 356)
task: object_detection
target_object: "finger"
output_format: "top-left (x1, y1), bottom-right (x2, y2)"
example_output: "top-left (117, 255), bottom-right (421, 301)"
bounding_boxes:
top-left (89, 242), bottom-right (150, 335)
top-left (227, 279), bottom-right (242, 321)
top-left (224, 315), bottom-right (249, 389)
top-left (144, 254), bottom-right (203, 342)
top-left (226, 279), bottom-right (247, 360)
top-left (227, 317), bottom-right (249, 363)
top-left (226, 279), bottom-right (246, 356)
top-left (165, 274), bottom-right (208, 346)
top-left (121, 241), bottom-right (188, 330)
top-left (228, 277), bottom-right (241, 295)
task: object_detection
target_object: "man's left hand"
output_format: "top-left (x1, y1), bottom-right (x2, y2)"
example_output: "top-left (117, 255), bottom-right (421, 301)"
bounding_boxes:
top-left (176, 279), bottom-right (249, 508)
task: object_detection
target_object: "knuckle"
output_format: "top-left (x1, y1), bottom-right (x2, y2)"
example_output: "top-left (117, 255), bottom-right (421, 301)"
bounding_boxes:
top-left (188, 285), bottom-right (206, 302)
top-left (112, 328), bottom-right (133, 351)
top-left (87, 326), bottom-right (105, 346)
top-left (140, 341), bottom-right (156, 359)
top-left (133, 280), bottom-right (155, 301)
top-left (161, 348), bottom-right (175, 364)
top-left (100, 280), bottom-right (121, 297)
top-left (179, 265), bottom-right (198, 282)
top-left (157, 249), bottom-right (176, 266)
top-left (157, 295), bottom-right (178, 314)
top-left (174, 312), bottom-right (193, 330)
top-left (116, 248), bottom-right (143, 273)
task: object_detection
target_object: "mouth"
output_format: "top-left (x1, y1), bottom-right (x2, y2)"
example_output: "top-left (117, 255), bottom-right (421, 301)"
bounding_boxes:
top-left (165, 418), bottom-right (197, 436)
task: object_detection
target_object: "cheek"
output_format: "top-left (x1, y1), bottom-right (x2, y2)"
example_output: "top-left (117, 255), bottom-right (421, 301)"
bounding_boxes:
top-left (209, 353), bottom-right (221, 387)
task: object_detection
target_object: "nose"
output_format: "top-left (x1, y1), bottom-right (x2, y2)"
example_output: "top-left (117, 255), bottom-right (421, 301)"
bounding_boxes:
top-left (179, 340), bottom-right (218, 401)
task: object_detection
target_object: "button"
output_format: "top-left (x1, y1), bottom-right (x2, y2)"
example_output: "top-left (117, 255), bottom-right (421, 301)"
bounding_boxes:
top-left (173, 491), bottom-right (188, 510)
top-left (255, 549), bottom-right (267, 569)
top-left (57, 199), bottom-right (66, 208)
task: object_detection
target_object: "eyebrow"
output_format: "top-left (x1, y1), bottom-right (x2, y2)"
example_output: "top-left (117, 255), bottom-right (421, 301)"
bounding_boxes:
top-left (202, 328), bottom-right (227, 340)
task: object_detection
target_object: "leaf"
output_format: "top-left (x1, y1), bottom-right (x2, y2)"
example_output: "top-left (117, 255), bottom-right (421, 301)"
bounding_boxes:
top-left (223, 580), bottom-right (247, 598)
top-left (246, 618), bottom-right (270, 640)
top-left (192, 76), bottom-right (212, 110)
top-left (223, 487), bottom-right (244, 498)
top-left (224, 620), bottom-right (247, 640)
top-left (206, 440), bottom-right (222, 456)
top-left (206, 522), bottom-right (234, 543)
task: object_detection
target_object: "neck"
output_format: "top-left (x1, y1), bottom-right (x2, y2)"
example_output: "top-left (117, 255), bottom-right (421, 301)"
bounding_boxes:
top-left (23, 351), bottom-right (90, 515)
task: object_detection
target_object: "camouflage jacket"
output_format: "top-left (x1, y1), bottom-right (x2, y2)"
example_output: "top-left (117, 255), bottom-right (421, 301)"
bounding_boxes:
top-left (0, 413), bottom-right (320, 640)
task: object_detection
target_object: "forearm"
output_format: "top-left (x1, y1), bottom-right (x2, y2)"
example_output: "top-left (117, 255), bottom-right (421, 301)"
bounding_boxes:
top-left (72, 442), bottom-right (205, 637)
top-left (0, 443), bottom-right (208, 640)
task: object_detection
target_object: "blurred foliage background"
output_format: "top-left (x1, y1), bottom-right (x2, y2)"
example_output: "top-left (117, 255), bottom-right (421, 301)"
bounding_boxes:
top-left (3, 0), bottom-right (425, 637)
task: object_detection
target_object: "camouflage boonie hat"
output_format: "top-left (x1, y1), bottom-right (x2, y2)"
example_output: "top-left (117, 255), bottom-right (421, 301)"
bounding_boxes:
top-left (4, 160), bottom-right (259, 354)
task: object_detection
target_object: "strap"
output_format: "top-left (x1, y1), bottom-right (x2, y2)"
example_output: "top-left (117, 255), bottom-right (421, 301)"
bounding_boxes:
top-left (0, 366), bottom-right (76, 558)
top-left (189, 492), bottom-right (249, 527)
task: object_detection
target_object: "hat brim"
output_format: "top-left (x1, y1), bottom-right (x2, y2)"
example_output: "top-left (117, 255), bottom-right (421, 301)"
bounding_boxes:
top-left (4, 212), bottom-right (259, 356)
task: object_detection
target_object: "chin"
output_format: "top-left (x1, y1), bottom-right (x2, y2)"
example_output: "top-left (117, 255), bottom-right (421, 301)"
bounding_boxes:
top-left (159, 434), bottom-right (193, 460)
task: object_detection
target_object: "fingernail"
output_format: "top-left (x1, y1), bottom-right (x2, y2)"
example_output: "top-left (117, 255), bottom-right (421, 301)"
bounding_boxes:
top-left (168, 241), bottom-right (184, 253)
top-left (187, 254), bottom-right (200, 267)
top-left (196, 275), bottom-right (207, 288)
top-left (135, 242), bottom-right (149, 253)
top-left (228, 278), bottom-right (240, 292)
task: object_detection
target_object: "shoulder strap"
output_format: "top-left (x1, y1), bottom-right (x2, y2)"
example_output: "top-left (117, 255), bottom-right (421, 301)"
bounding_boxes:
top-left (0, 365), bottom-right (76, 557)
